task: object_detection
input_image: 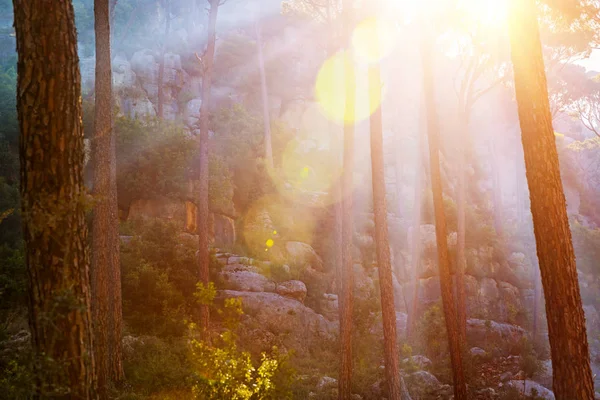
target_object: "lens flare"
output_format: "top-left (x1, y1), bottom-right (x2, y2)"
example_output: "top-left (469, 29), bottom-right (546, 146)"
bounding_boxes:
top-left (315, 51), bottom-right (381, 124)
top-left (352, 17), bottom-right (398, 64)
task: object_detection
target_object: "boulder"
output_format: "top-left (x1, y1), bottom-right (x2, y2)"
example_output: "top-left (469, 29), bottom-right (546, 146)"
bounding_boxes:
top-left (534, 359), bottom-right (553, 389)
top-left (112, 54), bottom-right (136, 89)
top-left (402, 355), bottom-right (432, 370)
top-left (218, 266), bottom-right (276, 293)
top-left (276, 280), bottom-right (307, 303)
top-left (507, 380), bottom-right (555, 400)
top-left (285, 241), bottom-right (323, 270)
top-left (316, 376), bottom-right (337, 391)
top-left (405, 370), bottom-right (442, 398)
top-left (466, 319), bottom-right (526, 351)
top-left (470, 347), bottom-right (487, 357)
top-left (319, 293), bottom-right (339, 321)
top-left (185, 98), bottom-right (203, 127)
top-left (218, 290), bottom-right (336, 353)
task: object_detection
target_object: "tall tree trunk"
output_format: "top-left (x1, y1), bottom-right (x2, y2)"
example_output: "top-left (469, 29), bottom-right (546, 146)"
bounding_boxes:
top-left (406, 112), bottom-right (425, 340)
top-left (369, 61), bottom-right (403, 400)
top-left (338, 1), bottom-right (355, 398)
top-left (92, 0), bottom-right (123, 393)
top-left (255, 18), bottom-right (273, 169)
top-left (13, 1), bottom-right (96, 397)
top-left (489, 135), bottom-right (503, 237)
top-left (508, 0), bottom-right (595, 398)
top-left (197, 0), bottom-right (219, 336)
top-left (419, 19), bottom-right (468, 400)
top-left (157, 0), bottom-right (170, 120)
top-left (455, 112), bottom-right (468, 344)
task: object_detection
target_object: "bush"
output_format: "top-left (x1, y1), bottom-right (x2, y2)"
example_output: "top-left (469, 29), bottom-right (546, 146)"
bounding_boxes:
top-left (189, 299), bottom-right (292, 400)
top-left (120, 219), bottom-right (198, 337)
top-left (122, 336), bottom-right (192, 396)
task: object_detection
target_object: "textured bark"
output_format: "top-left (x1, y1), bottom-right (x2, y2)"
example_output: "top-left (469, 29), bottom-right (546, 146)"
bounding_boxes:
top-left (406, 111), bottom-right (425, 340)
top-left (13, 1), bottom-right (96, 397)
top-left (255, 18), bottom-right (273, 169)
top-left (420, 21), bottom-right (468, 400)
top-left (157, 0), bottom-right (170, 120)
top-left (455, 114), bottom-right (468, 344)
top-left (508, 1), bottom-right (595, 397)
top-left (92, 0), bottom-right (123, 393)
top-left (369, 63), bottom-right (403, 400)
top-left (338, 1), bottom-right (355, 398)
top-left (198, 0), bottom-right (219, 335)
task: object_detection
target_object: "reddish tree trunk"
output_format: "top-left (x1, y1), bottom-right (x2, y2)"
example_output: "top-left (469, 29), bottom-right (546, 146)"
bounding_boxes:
top-left (508, 1), bottom-right (595, 397)
top-left (197, 0), bottom-right (220, 336)
top-left (92, 0), bottom-right (123, 393)
top-left (420, 19), bottom-right (468, 400)
top-left (13, 1), bottom-right (97, 397)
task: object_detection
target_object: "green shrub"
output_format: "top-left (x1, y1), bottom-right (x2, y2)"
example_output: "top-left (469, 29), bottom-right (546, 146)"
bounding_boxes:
top-left (120, 219), bottom-right (198, 337)
top-left (122, 336), bottom-right (192, 395)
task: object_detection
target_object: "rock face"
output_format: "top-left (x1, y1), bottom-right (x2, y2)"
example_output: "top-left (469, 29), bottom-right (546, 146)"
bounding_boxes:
top-left (405, 370), bottom-right (443, 398)
top-left (211, 213), bottom-right (236, 247)
top-left (507, 380), bottom-right (555, 400)
top-left (276, 280), bottom-right (307, 303)
top-left (218, 290), bottom-right (336, 354)
top-left (466, 319), bottom-right (526, 351)
top-left (217, 264), bottom-right (276, 293)
top-left (285, 241), bottom-right (324, 270)
top-left (127, 197), bottom-right (186, 226)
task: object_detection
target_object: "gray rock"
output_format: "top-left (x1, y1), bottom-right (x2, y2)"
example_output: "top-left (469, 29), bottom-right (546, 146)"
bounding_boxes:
top-left (218, 290), bottom-right (336, 353)
top-left (402, 355), bottom-right (432, 370)
top-left (467, 319), bottom-right (526, 351)
top-left (470, 347), bottom-right (487, 357)
top-left (405, 370), bottom-right (442, 397)
top-left (319, 293), bottom-right (339, 321)
top-left (285, 241), bottom-right (324, 270)
top-left (316, 376), bottom-right (337, 391)
top-left (276, 280), bottom-right (307, 303)
top-left (507, 380), bottom-right (555, 399)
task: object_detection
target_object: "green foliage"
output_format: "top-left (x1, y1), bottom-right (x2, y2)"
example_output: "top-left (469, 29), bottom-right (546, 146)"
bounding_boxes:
top-left (122, 336), bottom-right (192, 396)
top-left (571, 219), bottom-right (600, 275)
top-left (115, 117), bottom-right (196, 207)
top-left (415, 304), bottom-right (452, 382)
top-left (120, 219), bottom-right (198, 337)
top-left (0, 351), bottom-right (34, 399)
top-left (194, 282), bottom-right (217, 306)
top-left (0, 244), bottom-right (26, 310)
top-left (188, 299), bottom-right (292, 400)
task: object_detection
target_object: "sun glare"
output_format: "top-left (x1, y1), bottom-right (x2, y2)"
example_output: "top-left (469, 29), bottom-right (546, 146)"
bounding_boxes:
top-left (351, 17), bottom-right (398, 64)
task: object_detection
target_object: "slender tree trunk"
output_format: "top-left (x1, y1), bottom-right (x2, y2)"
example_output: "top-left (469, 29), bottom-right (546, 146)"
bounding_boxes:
top-left (338, 1), bottom-right (355, 398)
top-left (508, 0), bottom-right (595, 398)
top-left (157, 0), bottom-right (170, 120)
top-left (455, 112), bottom-right (468, 344)
top-left (419, 19), bottom-right (468, 400)
top-left (407, 117), bottom-right (425, 339)
top-left (197, 0), bottom-right (219, 336)
top-left (489, 135), bottom-right (503, 237)
top-left (369, 61), bottom-right (403, 400)
top-left (13, 1), bottom-right (96, 397)
top-left (255, 18), bottom-right (273, 169)
top-left (92, 0), bottom-right (123, 394)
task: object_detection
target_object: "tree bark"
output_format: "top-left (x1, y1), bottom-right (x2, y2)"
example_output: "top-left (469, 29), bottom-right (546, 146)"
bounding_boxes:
top-left (508, 0), bottom-right (595, 398)
top-left (197, 0), bottom-right (219, 336)
top-left (338, 1), bottom-right (355, 398)
top-left (13, 1), bottom-right (97, 397)
top-left (406, 111), bottom-right (425, 340)
top-left (419, 18), bottom-right (468, 400)
top-left (369, 61), bottom-right (403, 400)
top-left (455, 113), bottom-right (468, 344)
top-left (255, 18), bottom-right (273, 169)
top-left (92, 0), bottom-right (123, 394)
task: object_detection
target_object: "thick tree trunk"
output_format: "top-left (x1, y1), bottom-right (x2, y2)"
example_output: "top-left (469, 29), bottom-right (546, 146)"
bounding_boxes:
top-left (338, 2), bottom-right (355, 398)
top-left (419, 20), bottom-right (468, 400)
top-left (197, 0), bottom-right (219, 336)
top-left (255, 19), bottom-right (273, 169)
top-left (508, 0), bottom-right (595, 398)
top-left (157, 0), bottom-right (170, 120)
top-left (92, 0), bottom-right (123, 394)
top-left (13, 1), bottom-right (96, 397)
top-left (369, 62), bottom-right (403, 400)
